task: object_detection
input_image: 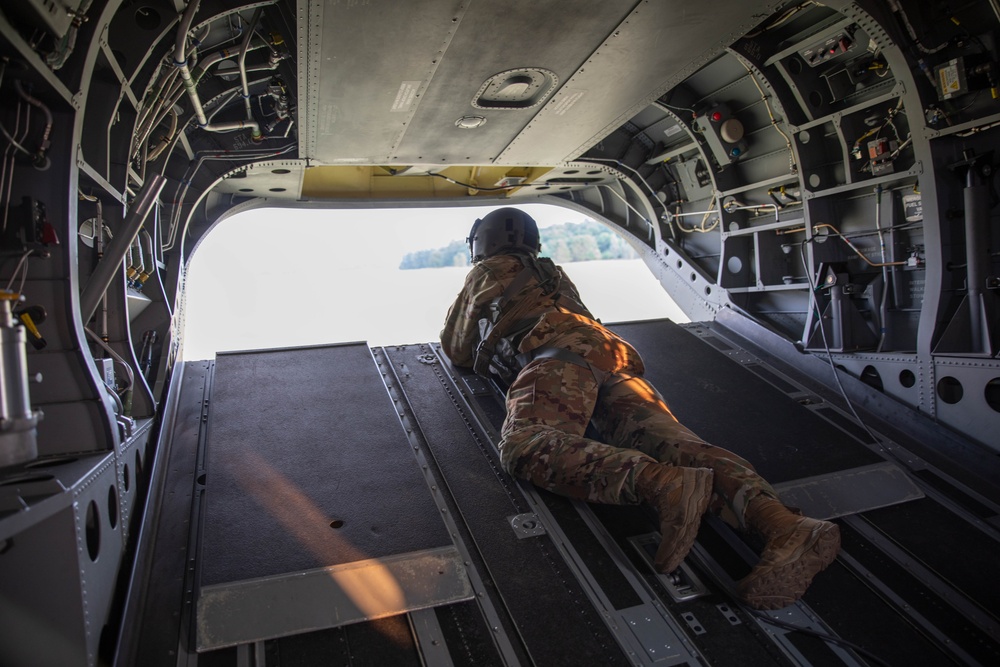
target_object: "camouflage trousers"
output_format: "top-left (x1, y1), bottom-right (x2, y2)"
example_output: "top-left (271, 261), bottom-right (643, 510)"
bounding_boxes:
top-left (499, 326), bottom-right (777, 531)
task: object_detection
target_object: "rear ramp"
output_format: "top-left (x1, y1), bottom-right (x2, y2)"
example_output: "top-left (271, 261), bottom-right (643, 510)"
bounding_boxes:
top-left (126, 321), bottom-right (1000, 666)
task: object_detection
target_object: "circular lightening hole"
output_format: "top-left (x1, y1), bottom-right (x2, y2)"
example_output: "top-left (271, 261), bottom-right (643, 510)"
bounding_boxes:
top-left (899, 369), bottom-right (916, 388)
top-left (86, 500), bottom-right (101, 561)
top-left (860, 365), bottom-right (884, 392)
top-left (985, 378), bottom-right (1000, 413)
top-left (108, 486), bottom-right (119, 530)
top-left (937, 376), bottom-right (963, 404)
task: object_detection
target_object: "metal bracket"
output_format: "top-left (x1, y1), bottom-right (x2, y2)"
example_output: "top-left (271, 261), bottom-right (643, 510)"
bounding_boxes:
top-left (680, 611), bottom-right (707, 636)
top-left (717, 603), bottom-right (741, 626)
top-left (462, 375), bottom-right (492, 396)
top-left (629, 533), bottom-right (710, 602)
top-left (508, 513), bottom-right (546, 538)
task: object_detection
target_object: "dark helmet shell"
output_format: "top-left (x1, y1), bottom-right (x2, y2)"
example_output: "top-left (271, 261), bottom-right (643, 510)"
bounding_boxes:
top-left (467, 207), bottom-right (540, 262)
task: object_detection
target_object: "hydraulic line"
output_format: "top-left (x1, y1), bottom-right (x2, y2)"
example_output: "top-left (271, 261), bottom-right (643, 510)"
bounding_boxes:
top-left (741, 61), bottom-right (795, 174)
top-left (140, 230), bottom-right (156, 285)
top-left (777, 223), bottom-right (907, 268)
top-left (13, 80), bottom-right (53, 169)
top-left (238, 8), bottom-right (264, 140)
top-left (174, 0), bottom-right (208, 127)
top-left (85, 327), bottom-right (134, 419)
top-left (163, 143), bottom-right (294, 251)
top-left (95, 199), bottom-right (109, 339)
top-left (81, 175), bottom-right (166, 323)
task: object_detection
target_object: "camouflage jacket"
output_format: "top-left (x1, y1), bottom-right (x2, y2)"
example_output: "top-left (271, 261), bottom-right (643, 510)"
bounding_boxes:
top-left (440, 253), bottom-right (599, 368)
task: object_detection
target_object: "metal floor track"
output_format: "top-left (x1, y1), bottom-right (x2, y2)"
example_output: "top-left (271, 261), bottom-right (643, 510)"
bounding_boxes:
top-left (120, 320), bottom-right (1000, 667)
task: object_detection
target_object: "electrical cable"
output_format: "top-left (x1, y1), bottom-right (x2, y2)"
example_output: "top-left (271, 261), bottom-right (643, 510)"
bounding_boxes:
top-left (852, 100), bottom-right (911, 174)
top-left (84, 327), bottom-right (134, 390)
top-left (0, 63), bottom-right (30, 157)
top-left (661, 101), bottom-right (697, 118)
top-left (427, 172), bottom-right (518, 192)
top-left (741, 61), bottom-right (796, 173)
top-left (4, 250), bottom-right (34, 292)
top-left (885, 0), bottom-right (949, 55)
top-left (750, 611), bottom-right (893, 667)
top-left (744, 1), bottom-right (816, 38)
top-left (1, 100), bottom-right (30, 235)
top-left (675, 194), bottom-right (720, 233)
top-left (798, 241), bottom-right (908, 457)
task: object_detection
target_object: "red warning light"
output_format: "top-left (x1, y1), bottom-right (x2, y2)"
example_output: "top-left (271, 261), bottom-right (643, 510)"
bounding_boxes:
top-left (711, 111), bottom-right (722, 122)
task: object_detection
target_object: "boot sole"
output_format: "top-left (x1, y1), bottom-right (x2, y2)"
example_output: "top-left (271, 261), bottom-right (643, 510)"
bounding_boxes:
top-left (739, 521), bottom-right (841, 610)
top-left (655, 469), bottom-right (714, 573)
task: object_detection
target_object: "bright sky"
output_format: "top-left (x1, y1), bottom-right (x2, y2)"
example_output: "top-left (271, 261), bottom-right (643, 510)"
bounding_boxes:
top-left (183, 203), bottom-right (688, 359)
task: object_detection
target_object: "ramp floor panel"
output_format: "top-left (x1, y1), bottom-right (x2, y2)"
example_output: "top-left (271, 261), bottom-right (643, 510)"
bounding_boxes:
top-left (861, 497), bottom-right (1000, 613)
top-left (201, 344), bottom-right (452, 584)
top-left (196, 344), bottom-right (470, 650)
top-left (131, 322), bottom-right (1000, 666)
top-left (384, 343), bottom-right (631, 666)
top-left (610, 320), bottom-right (884, 483)
top-left (839, 524), bottom-right (1000, 666)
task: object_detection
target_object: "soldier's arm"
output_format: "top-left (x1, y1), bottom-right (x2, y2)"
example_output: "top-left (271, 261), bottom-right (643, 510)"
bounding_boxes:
top-left (555, 266), bottom-right (597, 320)
top-left (440, 264), bottom-right (502, 366)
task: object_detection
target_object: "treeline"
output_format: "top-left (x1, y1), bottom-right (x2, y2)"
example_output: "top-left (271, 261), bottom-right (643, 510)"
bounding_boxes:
top-left (399, 220), bottom-right (635, 269)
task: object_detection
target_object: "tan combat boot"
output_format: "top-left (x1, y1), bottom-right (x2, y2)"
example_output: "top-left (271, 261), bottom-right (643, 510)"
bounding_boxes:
top-left (738, 495), bottom-right (841, 609)
top-left (636, 463), bottom-right (714, 573)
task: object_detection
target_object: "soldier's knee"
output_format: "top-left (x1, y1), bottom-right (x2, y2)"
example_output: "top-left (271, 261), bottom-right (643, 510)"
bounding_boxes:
top-left (498, 426), bottom-right (548, 476)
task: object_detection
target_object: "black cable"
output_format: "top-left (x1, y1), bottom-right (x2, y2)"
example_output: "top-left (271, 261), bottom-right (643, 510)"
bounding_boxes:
top-left (428, 172), bottom-right (517, 192)
top-left (750, 611), bottom-right (894, 667)
top-left (798, 241), bottom-right (907, 450)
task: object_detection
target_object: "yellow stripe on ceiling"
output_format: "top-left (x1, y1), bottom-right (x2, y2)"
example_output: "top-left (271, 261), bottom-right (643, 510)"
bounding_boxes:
top-left (300, 165), bottom-right (553, 199)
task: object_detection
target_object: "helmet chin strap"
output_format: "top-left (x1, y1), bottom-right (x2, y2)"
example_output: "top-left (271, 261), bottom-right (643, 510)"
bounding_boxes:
top-left (467, 218), bottom-right (484, 262)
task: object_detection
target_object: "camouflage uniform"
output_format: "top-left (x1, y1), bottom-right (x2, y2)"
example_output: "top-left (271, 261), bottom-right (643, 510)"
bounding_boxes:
top-left (441, 254), bottom-right (777, 530)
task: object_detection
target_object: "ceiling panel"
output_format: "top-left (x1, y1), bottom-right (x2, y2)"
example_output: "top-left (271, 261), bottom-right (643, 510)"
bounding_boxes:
top-left (390, 0), bottom-right (637, 165)
top-left (499, 0), bottom-right (782, 164)
top-left (300, 0), bottom-right (466, 164)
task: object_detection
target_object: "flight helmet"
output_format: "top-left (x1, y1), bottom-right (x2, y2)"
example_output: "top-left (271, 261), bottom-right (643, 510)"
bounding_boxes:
top-left (467, 208), bottom-right (540, 262)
